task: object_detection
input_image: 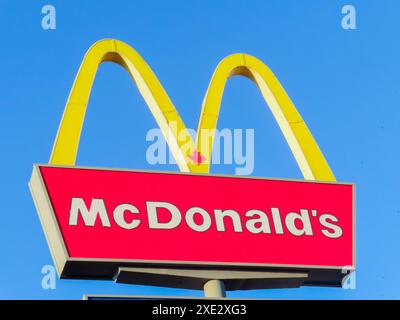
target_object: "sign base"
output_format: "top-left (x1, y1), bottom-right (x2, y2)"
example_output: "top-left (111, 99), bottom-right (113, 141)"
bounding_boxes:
top-left (115, 267), bottom-right (309, 292)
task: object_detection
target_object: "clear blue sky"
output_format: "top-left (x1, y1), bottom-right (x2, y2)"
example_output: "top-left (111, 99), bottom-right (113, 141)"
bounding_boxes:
top-left (0, 0), bottom-right (399, 299)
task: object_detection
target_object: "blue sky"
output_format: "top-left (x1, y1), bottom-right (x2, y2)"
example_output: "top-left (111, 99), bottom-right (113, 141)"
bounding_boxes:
top-left (0, 0), bottom-right (399, 299)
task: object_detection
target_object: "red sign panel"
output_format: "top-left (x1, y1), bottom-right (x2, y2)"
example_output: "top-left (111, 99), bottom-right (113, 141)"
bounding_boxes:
top-left (31, 165), bottom-right (355, 271)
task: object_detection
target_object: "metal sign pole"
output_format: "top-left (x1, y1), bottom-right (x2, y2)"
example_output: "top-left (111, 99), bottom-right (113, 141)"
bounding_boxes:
top-left (203, 280), bottom-right (226, 298)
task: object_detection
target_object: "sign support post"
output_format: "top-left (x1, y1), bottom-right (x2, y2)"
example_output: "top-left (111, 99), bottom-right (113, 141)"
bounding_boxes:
top-left (204, 280), bottom-right (226, 298)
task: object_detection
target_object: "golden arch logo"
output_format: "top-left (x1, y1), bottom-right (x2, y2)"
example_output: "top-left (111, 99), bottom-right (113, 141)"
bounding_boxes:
top-left (50, 38), bottom-right (335, 182)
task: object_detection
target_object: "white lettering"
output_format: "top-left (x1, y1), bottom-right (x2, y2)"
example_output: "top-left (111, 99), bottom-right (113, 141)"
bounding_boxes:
top-left (113, 204), bottom-right (141, 230)
top-left (69, 198), bottom-right (111, 227)
top-left (147, 201), bottom-right (182, 229)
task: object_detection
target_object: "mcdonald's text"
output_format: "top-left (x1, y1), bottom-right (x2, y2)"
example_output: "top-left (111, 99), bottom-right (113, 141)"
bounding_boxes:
top-left (69, 198), bottom-right (343, 239)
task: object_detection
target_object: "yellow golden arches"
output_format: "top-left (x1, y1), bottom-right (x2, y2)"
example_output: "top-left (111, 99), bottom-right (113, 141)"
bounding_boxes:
top-left (49, 38), bottom-right (335, 181)
top-left (196, 53), bottom-right (335, 181)
top-left (49, 39), bottom-right (196, 172)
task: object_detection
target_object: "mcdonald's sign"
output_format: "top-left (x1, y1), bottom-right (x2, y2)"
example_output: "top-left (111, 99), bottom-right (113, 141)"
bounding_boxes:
top-left (29, 39), bottom-right (355, 290)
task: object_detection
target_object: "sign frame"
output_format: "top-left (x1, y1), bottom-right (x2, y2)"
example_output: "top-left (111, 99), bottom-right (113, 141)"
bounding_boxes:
top-left (29, 163), bottom-right (355, 288)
